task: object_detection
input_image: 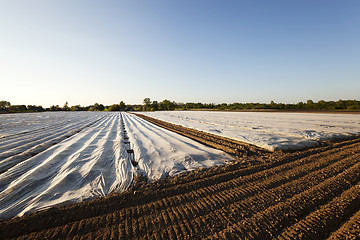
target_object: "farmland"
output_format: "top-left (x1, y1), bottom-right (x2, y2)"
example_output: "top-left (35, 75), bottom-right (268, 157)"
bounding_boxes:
top-left (0, 136), bottom-right (359, 239)
top-left (141, 111), bottom-right (360, 151)
top-left (0, 112), bottom-right (231, 220)
top-left (0, 111), bottom-right (359, 239)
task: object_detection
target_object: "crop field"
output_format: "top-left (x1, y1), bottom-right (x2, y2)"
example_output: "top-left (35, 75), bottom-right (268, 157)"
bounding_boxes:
top-left (0, 136), bottom-right (359, 239)
top-left (0, 112), bottom-right (230, 220)
top-left (141, 111), bottom-right (360, 151)
top-left (0, 111), bottom-right (359, 239)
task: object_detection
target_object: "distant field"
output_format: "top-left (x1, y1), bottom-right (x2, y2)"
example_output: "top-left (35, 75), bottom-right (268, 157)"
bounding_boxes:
top-left (141, 111), bottom-right (360, 150)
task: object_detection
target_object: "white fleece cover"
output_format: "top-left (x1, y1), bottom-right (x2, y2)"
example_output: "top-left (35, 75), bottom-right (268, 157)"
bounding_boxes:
top-left (140, 111), bottom-right (360, 151)
top-left (0, 112), bottom-right (231, 219)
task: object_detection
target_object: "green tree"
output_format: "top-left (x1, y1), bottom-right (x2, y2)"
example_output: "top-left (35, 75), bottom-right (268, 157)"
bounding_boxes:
top-left (160, 99), bottom-right (174, 110)
top-left (335, 99), bottom-right (345, 109)
top-left (317, 100), bottom-right (327, 110)
top-left (27, 105), bottom-right (44, 112)
top-left (143, 98), bottom-right (151, 111)
top-left (108, 104), bottom-right (121, 111)
top-left (98, 104), bottom-right (105, 111)
top-left (12, 105), bottom-right (27, 112)
top-left (296, 102), bottom-right (304, 109)
top-left (70, 105), bottom-right (83, 111)
top-left (62, 102), bottom-right (70, 111)
top-left (50, 105), bottom-right (60, 111)
top-left (219, 103), bottom-right (228, 110)
top-left (0, 101), bottom-right (11, 108)
top-left (119, 101), bottom-right (126, 110)
top-left (151, 101), bottom-right (159, 111)
top-left (306, 100), bottom-right (314, 109)
top-left (143, 98), bottom-right (151, 105)
top-left (89, 103), bottom-right (105, 111)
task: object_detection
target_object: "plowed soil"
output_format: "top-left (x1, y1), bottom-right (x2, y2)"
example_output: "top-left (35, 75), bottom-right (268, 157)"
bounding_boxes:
top-left (0, 115), bottom-right (359, 239)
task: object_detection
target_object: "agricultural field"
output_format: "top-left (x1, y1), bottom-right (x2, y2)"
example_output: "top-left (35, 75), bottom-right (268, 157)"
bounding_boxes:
top-left (141, 111), bottom-right (360, 151)
top-left (0, 112), bottom-right (231, 220)
top-left (0, 111), bottom-right (359, 239)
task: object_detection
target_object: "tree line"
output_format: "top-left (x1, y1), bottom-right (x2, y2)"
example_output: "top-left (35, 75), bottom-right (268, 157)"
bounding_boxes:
top-left (141, 98), bottom-right (360, 111)
top-left (1, 99), bottom-right (360, 114)
top-left (0, 101), bottom-right (132, 113)
top-left (48, 101), bottom-right (130, 112)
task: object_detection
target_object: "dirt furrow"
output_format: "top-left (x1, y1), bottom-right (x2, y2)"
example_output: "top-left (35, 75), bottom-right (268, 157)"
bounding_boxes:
top-left (327, 208), bottom-right (360, 239)
top-left (151, 155), bottom-right (359, 239)
top-left (150, 156), bottom-right (356, 237)
top-left (210, 162), bottom-right (360, 239)
top-left (276, 180), bottom-right (360, 239)
top-left (41, 152), bottom-right (358, 239)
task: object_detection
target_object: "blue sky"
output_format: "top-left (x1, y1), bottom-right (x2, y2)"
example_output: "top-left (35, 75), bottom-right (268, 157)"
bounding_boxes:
top-left (1, 0), bottom-right (359, 107)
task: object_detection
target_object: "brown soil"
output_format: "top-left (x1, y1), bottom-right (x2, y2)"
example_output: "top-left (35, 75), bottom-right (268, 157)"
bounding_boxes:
top-left (0, 117), bottom-right (360, 239)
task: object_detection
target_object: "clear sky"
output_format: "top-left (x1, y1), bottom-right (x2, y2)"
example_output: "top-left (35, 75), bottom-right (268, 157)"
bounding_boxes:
top-left (1, 0), bottom-right (360, 107)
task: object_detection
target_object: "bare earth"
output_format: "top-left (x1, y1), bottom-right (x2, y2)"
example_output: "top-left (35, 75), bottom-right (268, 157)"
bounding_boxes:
top-left (0, 114), bottom-right (359, 239)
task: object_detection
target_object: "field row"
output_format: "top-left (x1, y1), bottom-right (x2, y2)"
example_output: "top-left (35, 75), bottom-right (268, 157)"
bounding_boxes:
top-left (0, 112), bottom-right (231, 220)
top-left (1, 137), bottom-right (359, 239)
top-left (134, 113), bottom-right (268, 157)
top-left (0, 113), bottom-right (106, 174)
top-left (141, 111), bottom-right (360, 150)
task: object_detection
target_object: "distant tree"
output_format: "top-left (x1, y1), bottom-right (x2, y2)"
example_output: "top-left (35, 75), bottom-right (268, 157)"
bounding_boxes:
top-left (108, 104), bottom-right (121, 111)
top-left (346, 100), bottom-right (360, 110)
top-left (185, 102), bottom-right (194, 109)
top-left (50, 105), bottom-right (61, 111)
top-left (119, 101), bottom-right (126, 110)
top-left (219, 103), bottom-right (228, 110)
top-left (176, 102), bottom-right (186, 110)
top-left (42, 98), bottom-right (360, 113)
top-left (27, 105), bottom-right (45, 112)
top-left (91, 103), bottom-right (99, 111)
top-left (131, 105), bottom-right (142, 111)
top-left (0, 101), bottom-right (11, 108)
top-left (253, 103), bottom-right (267, 109)
top-left (296, 102), bottom-right (305, 109)
top-left (70, 105), bottom-right (83, 111)
top-left (347, 105), bottom-right (360, 110)
top-left (98, 104), bottom-right (105, 111)
top-left (335, 99), bottom-right (346, 109)
top-left (62, 102), bottom-right (70, 111)
top-left (143, 98), bottom-right (151, 111)
top-left (10, 105), bottom-right (27, 112)
top-left (126, 105), bottom-right (134, 111)
top-left (269, 100), bottom-right (278, 109)
top-left (143, 98), bottom-right (151, 106)
top-left (160, 99), bottom-right (175, 110)
top-left (89, 103), bottom-right (105, 111)
top-left (306, 100), bottom-right (314, 109)
top-left (317, 100), bottom-right (327, 110)
top-left (83, 105), bottom-right (91, 111)
top-left (151, 101), bottom-right (159, 111)
top-left (27, 105), bottom-right (35, 111)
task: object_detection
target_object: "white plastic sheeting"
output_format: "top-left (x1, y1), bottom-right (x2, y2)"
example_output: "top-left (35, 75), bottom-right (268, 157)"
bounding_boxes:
top-left (123, 113), bottom-right (228, 181)
top-left (140, 111), bottom-right (360, 151)
top-left (0, 112), bottom-right (231, 219)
